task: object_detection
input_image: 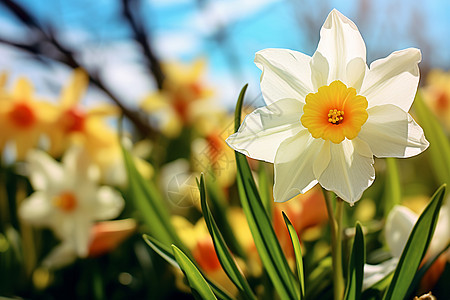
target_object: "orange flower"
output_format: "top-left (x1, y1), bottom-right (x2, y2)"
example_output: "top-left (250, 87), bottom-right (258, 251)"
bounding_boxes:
top-left (88, 219), bottom-right (137, 257)
top-left (273, 187), bottom-right (328, 259)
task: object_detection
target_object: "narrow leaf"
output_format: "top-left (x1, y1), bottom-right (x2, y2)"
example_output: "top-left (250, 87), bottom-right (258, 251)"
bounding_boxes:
top-left (414, 93), bottom-right (450, 185)
top-left (172, 245), bottom-right (217, 300)
top-left (384, 158), bottom-right (401, 215)
top-left (234, 85), bottom-right (299, 300)
top-left (282, 212), bottom-right (305, 299)
top-left (199, 175), bottom-right (256, 300)
top-left (143, 235), bottom-right (234, 300)
top-left (123, 147), bottom-right (183, 248)
top-left (405, 242), bottom-right (450, 299)
top-left (383, 184), bottom-right (446, 300)
top-left (205, 175), bottom-right (247, 259)
top-left (344, 222), bottom-right (365, 300)
top-left (258, 162), bottom-right (273, 219)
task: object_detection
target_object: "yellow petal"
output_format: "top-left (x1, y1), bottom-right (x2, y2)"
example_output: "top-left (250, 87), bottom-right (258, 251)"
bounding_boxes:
top-left (60, 69), bottom-right (88, 107)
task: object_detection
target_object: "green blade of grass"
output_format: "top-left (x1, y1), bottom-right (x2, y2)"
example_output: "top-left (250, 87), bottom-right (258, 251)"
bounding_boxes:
top-left (384, 158), bottom-right (401, 215)
top-left (383, 184), bottom-right (446, 300)
top-left (172, 244), bottom-right (217, 300)
top-left (413, 93), bottom-right (450, 186)
top-left (143, 235), bottom-right (234, 300)
top-left (282, 212), bottom-right (305, 299)
top-left (344, 222), bottom-right (365, 300)
top-left (233, 85), bottom-right (299, 300)
top-left (199, 175), bottom-right (256, 300)
top-left (123, 148), bottom-right (183, 248)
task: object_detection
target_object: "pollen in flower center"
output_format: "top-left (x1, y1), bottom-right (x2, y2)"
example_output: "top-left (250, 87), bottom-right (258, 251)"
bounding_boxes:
top-left (301, 80), bottom-right (368, 144)
top-left (328, 109), bottom-right (344, 124)
top-left (53, 192), bottom-right (78, 212)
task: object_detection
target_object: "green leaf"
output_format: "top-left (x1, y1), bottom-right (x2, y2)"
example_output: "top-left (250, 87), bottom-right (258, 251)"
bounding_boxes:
top-left (344, 222), bottom-right (365, 300)
top-left (143, 235), bottom-right (234, 300)
top-left (172, 244), bottom-right (217, 300)
top-left (122, 147), bottom-right (183, 249)
top-left (205, 175), bottom-right (247, 259)
top-left (384, 158), bottom-right (401, 215)
top-left (233, 85), bottom-right (299, 300)
top-left (383, 184), bottom-right (446, 300)
top-left (258, 162), bottom-right (273, 219)
top-left (282, 212), bottom-right (305, 299)
top-left (414, 93), bottom-right (450, 186)
top-left (361, 272), bottom-right (394, 300)
top-left (199, 175), bottom-right (256, 300)
top-left (405, 242), bottom-right (450, 299)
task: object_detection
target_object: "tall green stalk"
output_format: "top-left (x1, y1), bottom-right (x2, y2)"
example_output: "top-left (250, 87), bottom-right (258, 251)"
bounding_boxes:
top-left (323, 191), bottom-right (344, 300)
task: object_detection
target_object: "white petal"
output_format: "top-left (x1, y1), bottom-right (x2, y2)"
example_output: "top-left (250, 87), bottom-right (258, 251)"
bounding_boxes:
top-left (226, 99), bottom-right (304, 163)
top-left (385, 205), bottom-right (417, 258)
top-left (313, 141), bottom-right (331, 178)
top-left (26, 150), bottom-right (64, 191)
top-left (310, 51), bottom-right (329, 91)
top-left (273, 131), bottom-right (323, 202)
top-left (73, 215), bottom-right (93, 257)
top-left (93, 186), bottom-right (125, 220)
top-left (316, 9), bottom-right (366, 82)
top-left (255, 48), bottom-right (313, 105)
top-left (358, 105), bottom-right (429, 158)
top-left (360, 48), bottom-right (421, 112)
top-left (318, 139), bottom-right (375, 205)
top-left (42, 242), bottom-right (78, 269)
top-left (363, 258), bottom-right (398, 290)
top-left (346, 57), bottom-right (366, 92)
top-left (19, 192), bottom-right (53, 226)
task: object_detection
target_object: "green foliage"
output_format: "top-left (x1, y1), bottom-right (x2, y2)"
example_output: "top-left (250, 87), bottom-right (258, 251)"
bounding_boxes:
top-left (344, 222), bottom-right (365, 300)
top-left (234, 85), bottom-right (300, 300)
top-left (199, 174), bottom-right (256, 300)
top-left (414, 93), bottom-right (450, 186)
top-left (172, 245), bottom-right (217, 300)
top-left (282, 212), bottom-right (305, 299)
top-left (383, 184), bottom-right (446, 300)
top-left (122, 147), bottom-right (183, 249)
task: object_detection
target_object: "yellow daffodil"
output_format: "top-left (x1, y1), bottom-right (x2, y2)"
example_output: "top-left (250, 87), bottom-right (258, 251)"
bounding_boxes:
top-left (227, 9), bottom-right (429, 205)
top-left (140, 59), bottom-right (214, 137)
top-left (421, 69), bottom-right (450, 130)
top-left (0, 77), bottom-right (55, 160)
top-left (48, 69), bottom-right (119, 158)
top-left (19, 147), bottom-right (125, 261)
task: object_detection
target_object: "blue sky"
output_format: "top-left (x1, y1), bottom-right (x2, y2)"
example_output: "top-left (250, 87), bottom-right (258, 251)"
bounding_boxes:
top-left (1, 0), bottom-right (449, 108)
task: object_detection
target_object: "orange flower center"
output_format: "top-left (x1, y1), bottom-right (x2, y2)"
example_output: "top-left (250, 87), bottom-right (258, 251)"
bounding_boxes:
top-left (62, 108), bottom-right (86, 133)
top-left (9, 102), bottom-right (36, 129)
top-left (301, 80), bottom-right (368, 144)
top-left (53, 192), bottom-right (78, 212)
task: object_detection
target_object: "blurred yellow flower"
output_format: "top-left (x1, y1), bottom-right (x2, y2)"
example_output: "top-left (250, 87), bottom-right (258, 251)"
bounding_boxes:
top-left (140, 59), bottom-right (215, 137)
top-left (48, 69), bottom-right (120, 159)
top-left (191, 113), bottom-right (236, 188)
top-left (171, 215), bottom-right (238, 295)
top-left (421, 69), bottom-right (450, 130)
top-left (0, 77), bottom-right (55, 160)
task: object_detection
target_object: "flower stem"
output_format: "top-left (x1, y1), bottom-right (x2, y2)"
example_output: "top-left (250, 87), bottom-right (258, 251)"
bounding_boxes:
top-left (323, 190), bottom-right (344, 300)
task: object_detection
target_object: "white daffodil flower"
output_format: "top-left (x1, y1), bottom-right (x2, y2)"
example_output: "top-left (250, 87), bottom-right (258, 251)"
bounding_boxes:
top-left (226, 9), bottom-right (429, 205)
top-left (363, 200), bottom-right (450, 289)
top-left (19, 147), bottom-right (124, 258)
